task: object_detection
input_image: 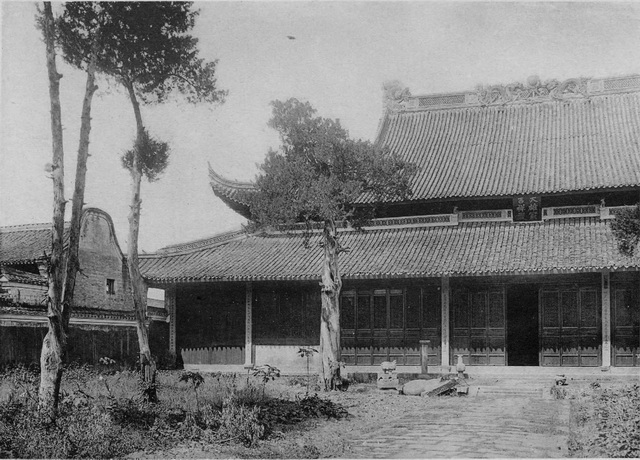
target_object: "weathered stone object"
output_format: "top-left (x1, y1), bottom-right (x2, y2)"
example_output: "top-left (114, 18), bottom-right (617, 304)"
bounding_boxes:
top-left (555, 374), bottom-right (567, 386)
top-left (377, 360), bottom-right (399, 389)
top-left (401, 378), bottom-right (454, 396)
top-left (423, 379), bottom-right (458, 397)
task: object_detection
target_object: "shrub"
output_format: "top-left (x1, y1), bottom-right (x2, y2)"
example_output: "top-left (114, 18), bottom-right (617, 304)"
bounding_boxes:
top-left (0, 369), bottom-right (350, 456)
top-left (587, 384), bottom-right (640, 457)
top-left (0, 398), bottom-right (154, 458)
top-left (252, 365), bottom-right (281, 397)
top-left (298, 394), bottom-right (348, 419)
top-left (257, 393), bottom-right (348, 434)
top-left (179, 370), bottom-right (205, 412)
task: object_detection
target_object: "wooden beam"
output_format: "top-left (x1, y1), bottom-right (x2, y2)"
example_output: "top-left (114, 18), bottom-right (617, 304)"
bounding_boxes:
top-left (441, 275), bottom-right (450, 366)
top-left (165, 286), bottom-right (176, 355)
top-left (601, 270), bottom-right (611, 367)
top-left (244, 282), bottom-right (253, 368)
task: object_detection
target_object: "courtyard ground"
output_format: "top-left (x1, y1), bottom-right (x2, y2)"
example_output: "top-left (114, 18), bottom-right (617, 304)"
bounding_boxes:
top-left (130, 374), bottom-right (627, 459)
top-left (2, 366), bottom-right (636, 458)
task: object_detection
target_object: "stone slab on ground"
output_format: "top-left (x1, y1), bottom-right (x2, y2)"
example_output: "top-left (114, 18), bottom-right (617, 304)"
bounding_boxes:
top-left (424, 379), bottom-right (458, 397)
top-left (401, 378), bottom-right (454, 396)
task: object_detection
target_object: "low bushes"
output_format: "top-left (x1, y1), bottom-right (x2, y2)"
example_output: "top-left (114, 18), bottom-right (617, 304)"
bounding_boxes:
top-left (569, 383), bottom-right (640, 458)
top-left (0, 399), bottom-right (152, 458)
top-left (0, 366), bottom-right (348, 458)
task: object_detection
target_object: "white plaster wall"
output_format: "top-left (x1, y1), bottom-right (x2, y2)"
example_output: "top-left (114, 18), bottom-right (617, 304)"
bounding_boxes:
top-left (254, 345), bottom-right (322, 374)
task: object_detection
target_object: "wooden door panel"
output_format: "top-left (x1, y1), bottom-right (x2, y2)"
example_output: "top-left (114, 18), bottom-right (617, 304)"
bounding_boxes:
top-left (541, 288), bottom-right (601, 367)
top-left (388, 333), bottom-right (405, 363)
top-left (580, 334), bottom-right (601, 366)
top-left (613, 331), bottom-right (637, 366)
top-left (541, 335), bottom-right (561, 366)
top-left (341, 329), bottom-right (356, 365)
top-left (341, 285), bottom-right (449, 367)
top-left (613, 287), bottom-right (639, 367)
top-left (488, 335), bottom-right (506, 363)
top-left (355, 328), bottom-right (373, 365)
top-left (561, 355), bottom-right (580, 366)
top-left (451, 288), bottom-right (505, 365)
top-left (355, 351), bottom-right (372, 365)
top-left (404, 328), bottom-right (421, 365)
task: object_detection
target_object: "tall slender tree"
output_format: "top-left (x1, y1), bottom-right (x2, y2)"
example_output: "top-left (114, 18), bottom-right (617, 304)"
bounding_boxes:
top-left (37, 1), bottom-right (99, 415)
top-left (250, 99), bottom-right (415, 390)
top-left (56, 2), bottom-right (225, 398)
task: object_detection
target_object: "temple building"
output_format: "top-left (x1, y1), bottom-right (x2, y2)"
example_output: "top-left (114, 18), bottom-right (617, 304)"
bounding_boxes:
top-left (140, 74), bottom-right (640, 374)
top-left (0, 208), bottom-right (169, 366)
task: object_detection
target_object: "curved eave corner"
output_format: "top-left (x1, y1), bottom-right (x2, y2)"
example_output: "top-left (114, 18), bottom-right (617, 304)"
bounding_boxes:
top-left (208, 163), bottom-right (256, 219)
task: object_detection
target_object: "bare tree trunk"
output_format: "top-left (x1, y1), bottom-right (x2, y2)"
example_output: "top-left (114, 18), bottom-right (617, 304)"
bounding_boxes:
top-left (38, 2), bottom-right (100, 416)
top-left (124, 80), bottom-right (157, 402)
top-left (39, 1), bottom-right (66, 416)
top-left (62, 43), bottom-right (98, 327)
top-left (320, 218), bottom-right (343, 390)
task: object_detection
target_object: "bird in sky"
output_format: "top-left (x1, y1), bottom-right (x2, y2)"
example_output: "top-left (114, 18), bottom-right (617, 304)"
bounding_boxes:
top-left (287, 35), bottom-right (296, 40)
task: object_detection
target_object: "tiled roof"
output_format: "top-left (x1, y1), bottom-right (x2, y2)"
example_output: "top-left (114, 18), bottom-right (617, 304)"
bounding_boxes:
top-left (378, 91), bottom-right (640, 201)
top-left (0, 266), bottom-right (46, 285)
top-left (208, 75), bottom-right (640, 214)
top-left (139, 217), bottom-right (640, 283)
top-left (0, 208), bottom-right (122, 265)
top-left (0, 222), bottom-right (67, 265)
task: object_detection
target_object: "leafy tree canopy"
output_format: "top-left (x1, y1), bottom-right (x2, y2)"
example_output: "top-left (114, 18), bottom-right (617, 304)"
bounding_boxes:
top-left (611, 204), bottom-right (640, 256)
top-left (57, 1), bottom-right (227, 104)
top-left (121, 128), bottom-right (170, 182)
top-left (250, 98), bottom-right (416, 227)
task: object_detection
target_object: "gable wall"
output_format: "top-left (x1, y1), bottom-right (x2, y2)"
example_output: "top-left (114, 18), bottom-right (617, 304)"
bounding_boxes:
top-left (74, 211), bottom-right (133, 311)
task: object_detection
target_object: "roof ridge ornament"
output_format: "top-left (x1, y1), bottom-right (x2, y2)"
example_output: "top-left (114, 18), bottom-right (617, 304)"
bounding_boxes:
top-left (477, 75), bottom-right (589, 105)
top-left (383, 80), bottom-right (412, 112)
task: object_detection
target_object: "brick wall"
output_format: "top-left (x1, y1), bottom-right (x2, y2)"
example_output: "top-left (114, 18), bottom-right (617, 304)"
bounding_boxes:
top-left (73, 211), bottom-right (134, 311)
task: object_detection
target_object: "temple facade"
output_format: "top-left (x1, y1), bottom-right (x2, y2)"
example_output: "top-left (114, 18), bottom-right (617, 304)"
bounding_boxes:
top-left (140, 74), bottom-right (640, 374)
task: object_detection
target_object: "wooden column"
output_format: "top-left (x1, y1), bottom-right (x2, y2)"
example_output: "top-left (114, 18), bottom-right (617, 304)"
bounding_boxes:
top-left (164, 286), bottom-right (177, 355)
top-left (601, 271), bottom-right (611, 368)
top-left (244, 282), bottom-right (253, 369)
top-left (441, 275), bottom-right (450, 366)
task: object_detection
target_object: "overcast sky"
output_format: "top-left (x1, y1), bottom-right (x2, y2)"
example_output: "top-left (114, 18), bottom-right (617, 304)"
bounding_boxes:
top-left (1, 1), bottom-right (640, 253)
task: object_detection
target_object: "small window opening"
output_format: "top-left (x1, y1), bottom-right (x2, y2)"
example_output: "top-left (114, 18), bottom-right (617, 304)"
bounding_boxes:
top-left (106, 279), bottom-right (115, 295)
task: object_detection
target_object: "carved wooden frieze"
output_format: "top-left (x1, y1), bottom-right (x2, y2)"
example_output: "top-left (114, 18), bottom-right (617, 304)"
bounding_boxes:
top-left (477, 76), bottom-right (589, 105)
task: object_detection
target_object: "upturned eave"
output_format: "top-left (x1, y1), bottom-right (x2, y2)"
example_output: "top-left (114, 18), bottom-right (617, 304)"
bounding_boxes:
top-left (208, 163), bottom-right (255, 219)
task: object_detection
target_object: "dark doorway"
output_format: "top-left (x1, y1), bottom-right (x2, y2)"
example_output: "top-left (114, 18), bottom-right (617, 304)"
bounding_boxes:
top-left (507, 285), bottom-right (539, 366)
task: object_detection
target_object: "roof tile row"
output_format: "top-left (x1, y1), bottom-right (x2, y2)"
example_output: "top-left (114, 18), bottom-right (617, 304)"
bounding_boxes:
top-left (139, 217), bottom-right (640, 283)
